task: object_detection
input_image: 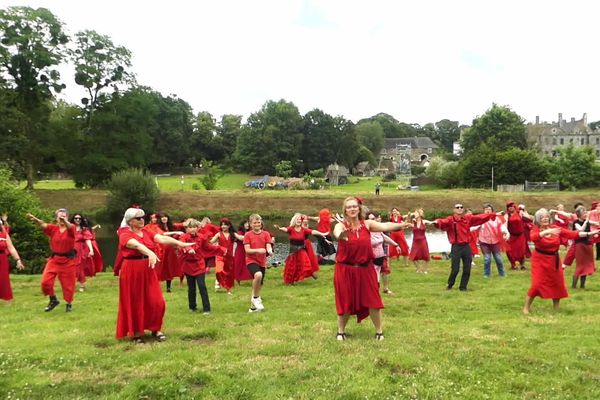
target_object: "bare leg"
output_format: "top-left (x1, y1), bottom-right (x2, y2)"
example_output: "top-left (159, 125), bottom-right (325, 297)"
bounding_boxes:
top-left (337, 314), bottom-right (350, 333)
top-left (413, 260), bottom-right (419, 272)
top-left (382, 273), bottom-right (392, 293)
top-left (552, 299), bottom-right (560, 311)
top-left (523, 295), bottom-right (534, 314)
top-left (369, 308), bottom-right (383, 334)
top-left (422, 261), bottom-right (429, 274)
top-left (403, 256), bottom-right (408, 267)
top-left (251, 272), bottom-right (263, 297)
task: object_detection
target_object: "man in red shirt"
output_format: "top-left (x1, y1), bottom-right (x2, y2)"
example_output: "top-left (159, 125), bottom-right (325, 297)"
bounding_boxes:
top-left (27, 209), bottom-right (77, 312)
top-left (433, 204), bottom-right (496, 291)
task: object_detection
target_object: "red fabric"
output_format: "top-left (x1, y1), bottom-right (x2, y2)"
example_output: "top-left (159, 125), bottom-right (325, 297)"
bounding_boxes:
top-left (0, 233), bottom-right (13, 300)
top-left (43, 224), bottom-right (76, 261)
top-left (409, 222), bottom-right (430, 261)
top-left (305, 238), bottom-right (319, 275)
top-left (91, 232), bottom-right (104, 273)
top-left (157, 243), bottom-right (182, 280)
top-left (234, 232), bottom-right (253, 282)
top-left (116, 229), bottom-right (165, 339)
top-left (506, 213), bottom-right (528, 267)
top-left (199, 224), bottom-right (221, 259)
top-left (284, 249), bottom-right (313, 284)
top-left (388, 215), bottom-right (409, 257)
top-left (527, 225), bottom-right (578, 299)
top-left (243, 230), bottom-right (272, 267)
top-left (469, 230), bottom-right (479, 255)
top-left (563, 243), bottom-right (576, 267)
top-left (112, 227), bottom-right (129, 276)
top-left (317, 212), bottom-right (331, 233)
top-left (214, 232), bottom-right (235, 289)
top-left (554, 214), bottom-right (572, 246)
top-left (179, 232), bottom-right (225, 276)
top-left (381, 256), bottom-right (391, 275)
top-left (41, 258), bottom-right (76, 303)
top-left (74, 228), bottom-right (94, 284)
top-left (334, 223), bottom-right (383, 322)
top-left (574, 242), bottom-right (596, 277)
top-left (434, 213), bottom-right (495, 244)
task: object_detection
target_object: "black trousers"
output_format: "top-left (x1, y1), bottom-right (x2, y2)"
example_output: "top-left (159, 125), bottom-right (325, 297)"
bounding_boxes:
top-left (186, 274), bottom-right (210, 312)
top-left (448, 243), bottom-right (472, 290)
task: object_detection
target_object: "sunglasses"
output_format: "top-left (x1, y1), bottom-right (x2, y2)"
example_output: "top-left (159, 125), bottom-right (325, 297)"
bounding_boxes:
top-left (73, 217), bottom-right (81, 220)
top-left (454, 206), bottom-right (463, 209)
top-left (132, 216), bottom-right (145, 221)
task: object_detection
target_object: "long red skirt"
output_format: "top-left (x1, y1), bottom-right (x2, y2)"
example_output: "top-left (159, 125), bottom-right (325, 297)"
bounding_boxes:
top-left (156, 244), bottom-right (182, 281)
top-left (92, 241), bottom-right (104, 273)
top-left (215, 254), bottom-right (235, 290)
top-left (116, 259), bottom-right (166, 339)
top-left (527, 251), bottom-right (568, 299)
top-left (388, 231), bottom-right (409, 257)
top-left (0, 254), bottom-right (13, 301)
top-left (507, 234), bottom-right (527, 266)
top-left (409, 238), bottom-right (430, 261)
top-left (334, 263), bottom-right (384, 322)
top-left (233, 243), bottom-right (252, 282)
top-left (574, 242), bottom-right (596, 277)
top-left (284, 250), bottom-right (313, 284)
top-left (305, 239), bottom-right (319, 276)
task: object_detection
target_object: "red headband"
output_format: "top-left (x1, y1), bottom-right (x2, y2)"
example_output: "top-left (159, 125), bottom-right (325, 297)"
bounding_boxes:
top-left (355, 197), bottom-right (364, 205)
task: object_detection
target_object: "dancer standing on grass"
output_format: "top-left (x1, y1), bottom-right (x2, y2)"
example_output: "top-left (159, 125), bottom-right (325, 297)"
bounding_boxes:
top-left (274, 213), bottom-right (328, 285)
top-left (244, 214), bottom-right (273, 312)
top-left (115, 207), bottom-right (193, 343)
top-left (552, 203), bottom-right (583, 269)
top-left (233, 220), bottom-right (253, 283)
top-left (432, 203), bottom-right (496, 291)
top-left (333, 197), bottom-right (410, 341)
top-left (0, 218), bottom-right (25, 303)
top-left (388, 208), bottom-right (410, 266)
top-left (505, 201), bottom-right (532, 270)
top-left (308, 208), bottom-right (336, 263)
top-left (408, 209), bottom-right (433, 274)
top-left (476, 204), bottom-right (508, 278)
top-left (367, 212), bottom-right (402, 294)
top-left (302, 217), bottom-right (320, 278)
top-left (568, 206), bottom-right (597, 289)
top-left (522, 208), bottom-right (595, 315)
top-left (71, 213), bottom-right (95, 292)
top-left (27, 209), bottom-right (77, 312)
top-left (156, 213), bottom-right (184, 293)
top-left (209, 218), bottom-right (241, 294)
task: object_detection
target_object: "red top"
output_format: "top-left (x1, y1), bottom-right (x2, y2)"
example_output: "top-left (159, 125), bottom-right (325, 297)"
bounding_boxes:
top-left (336, 222), bottom-right (374, 265)
top-left (530, 225), bottom-right (579, 252)
top-left (243, 230), bottom-right (272, 267)
top-left (0, 231), bottom-right (7, 252)
top-left (145, 223), bottom-right (164, 235)
top-left (217, 232), bottom-right (235, 254)
top-left (506, 212), bottom-right (529, 235)
top-left (317, 217), bottom-right (331, 234)
top-left (44, 224), bottom-right (77, 254)
top-left (118, 229), bottom-right (157, 257)
top-left (287, 226), bottom-right (312, 242)
top-left (179, 232), bottom-right (224, 275)
top-left (75, 228), bottom-right (93, 243)
top-left (435, 213), bottom-right (495, 244)
top-left (390, 214), bottom-right (403, 223)
top-left (201, 223), bottom-right (220, 237)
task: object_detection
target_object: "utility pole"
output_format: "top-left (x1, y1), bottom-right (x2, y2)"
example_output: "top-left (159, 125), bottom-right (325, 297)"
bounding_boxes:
top-left (491, 167), bottom-right (494, 191)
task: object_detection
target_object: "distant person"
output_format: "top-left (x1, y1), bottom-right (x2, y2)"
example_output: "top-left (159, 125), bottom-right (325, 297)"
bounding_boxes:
top-left (244, 214), bottom-right (273, 312)
top-left (308, 208), bottom-right (336, 263)
top-left (375, 182), bottom-right (381, 196)
top-left (408, 208), bottom-right (434, 274)
top-left (505, 201), bottom-right (532, 270)
top-left (0, 217), bottom-right (25, 303)
top-left (209, 218), bottom-right (242, 294)
top-left (367, 211), bottom-right (402, 294)
top-left (27, 209), bottom-right (77, 312)
top-left (156, 213), bottom-right (184, 293)
top-left (569, 206), bottom-right (596, 289)
top-left (388, 208), bottom-right (410, 266)
top-left (233, 220), bottom-right (253, 283)
top-left (477, 204), bottom-right (508, 278)
top-left (70, 213), bottom-right (96, 292)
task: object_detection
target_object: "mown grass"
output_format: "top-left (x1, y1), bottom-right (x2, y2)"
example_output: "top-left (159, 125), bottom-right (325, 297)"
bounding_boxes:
top-left (2, 257), bottom-right (600, 399)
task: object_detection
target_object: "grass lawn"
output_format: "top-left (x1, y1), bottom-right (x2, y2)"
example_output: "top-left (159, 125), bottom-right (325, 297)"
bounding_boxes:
top-left (2, 258), bottom-right (599, 399)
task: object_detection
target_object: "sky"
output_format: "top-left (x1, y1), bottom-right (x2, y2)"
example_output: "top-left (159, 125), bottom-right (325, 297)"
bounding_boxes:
top-left (2, 0), bottom-right (599, 126)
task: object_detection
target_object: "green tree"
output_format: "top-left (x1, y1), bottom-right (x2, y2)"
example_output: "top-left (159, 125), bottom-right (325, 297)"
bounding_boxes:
top-left (300, 109), bottom-right (342, 171)
top-left (70, 30), bottom-right (134, 129)
top-left (199, 159), bottom-right (223, 190)
top-left (355, 121), bottom-right (385, 155)
top-left (106, 168), bottom-right (159, 219)
top-left (549, 144), bottom-right (596, 190)
top-left (431, 119), bottom-right (461, 152)
top-left (0, 6), bottom-right (69, 188)
top-left (275, 160), bottom-right (292, 178)
top-left (358, 113), bottom-right (404, 138)
top-left (460, 104), bottom-right (527, 155)
top-left (190, 111), bottom-right (216, 164)
top-left (211, 114), bottom-right (242, 167)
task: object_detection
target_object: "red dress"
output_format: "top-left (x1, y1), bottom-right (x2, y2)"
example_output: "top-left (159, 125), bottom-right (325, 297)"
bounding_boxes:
top-left (116, 228), bottom-right (165, 339)
top-left (74, 228), bottom-right (95, 284)
top-left (283, 227), bottom-right (314, 284)
top-left (506, 213), bottom-right (528, 267)
top-left (573, 220), bottom-right (596, 278)
top-left (233, 231), bottom-right (252, 282)
top-left (409, 222), bottom-right (430, 261)
top-left (41, 224), bottom-right (77, 303)
top-left (334, 223), bottom-right (383, 322)
top-left (527, 225), bottom-right (579, 299)
top-left (0, 231), bottom-right (13, 301)
top-left (90, 230), bottom-right (104, 273)
top-left (305, 237), bottom-right (319, 276)
top-left (388, 215), bottom-right (409, 257)
top-left (214, 232), bottom-right (235, 290)
top-left (178, 232), bottom-right (225, 276)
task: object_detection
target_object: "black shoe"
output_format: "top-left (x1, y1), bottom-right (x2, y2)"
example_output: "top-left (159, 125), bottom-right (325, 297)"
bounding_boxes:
top-left (446, 285), bottom-right (453, 290)
top-left (459, 288), bottom-right (468, 292)
top-left (65, 303), bottom-right (72, 312)
top-left (45, 298), bottom-right (60, 312)
top-left (166, 288), bottom-right (172, 293)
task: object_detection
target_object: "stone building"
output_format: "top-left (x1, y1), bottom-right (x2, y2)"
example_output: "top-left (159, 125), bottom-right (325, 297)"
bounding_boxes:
top-left (527, 113), bottom-right (600, 159)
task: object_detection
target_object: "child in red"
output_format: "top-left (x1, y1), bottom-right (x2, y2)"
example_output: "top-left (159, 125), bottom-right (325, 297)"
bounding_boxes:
top-left (244, 214), bottom-right (273, 312)
top-left (209, 218), bottom-right (243, 294)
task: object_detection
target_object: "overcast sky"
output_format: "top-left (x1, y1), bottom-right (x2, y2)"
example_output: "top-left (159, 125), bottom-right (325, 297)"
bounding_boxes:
top-left (3, 0), bottom-right (599, 126)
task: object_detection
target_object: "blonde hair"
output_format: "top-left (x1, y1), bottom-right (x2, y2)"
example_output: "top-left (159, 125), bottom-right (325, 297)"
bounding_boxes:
top-left (289, 212), bottom-right (303, 227)
top-left (414, 208), bottom-right (424, 218)
top-left (249, 214), bottom-right (262, 222)
top-left (184, 218), bottom-right (202, 228)
top-left (342, 197), bottom-right (365, 220)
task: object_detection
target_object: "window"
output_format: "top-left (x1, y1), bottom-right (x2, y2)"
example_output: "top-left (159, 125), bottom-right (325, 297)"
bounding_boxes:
top-left (427, 148), bottom-right (432, 154)
top-left (552, 138), bottom-right (557, 145)
top-left (569, 138), bottom-right (573, 144)
top-left (560, 138), bottom-right (564, 145)
top-left (581, 138), bottom-right (585, 145)
top-left (597, 150), bottom-right (600, 158)
top-left (596, 137), bottom-right (599, 144)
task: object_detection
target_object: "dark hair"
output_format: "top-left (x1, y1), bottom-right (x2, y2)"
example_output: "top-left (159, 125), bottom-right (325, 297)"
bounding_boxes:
top-left (573, 202), bottom-right (584, 210)
top-left (158, 213), bottom-right (174, 231)
top-left (483, 203), bottom-right (494, 211)
top-left (70, 213), bottom-right (91, 230)
top-left (220, 218), bottom-right (234, 233)
top-left (238, 220), bottom-right (249, 233)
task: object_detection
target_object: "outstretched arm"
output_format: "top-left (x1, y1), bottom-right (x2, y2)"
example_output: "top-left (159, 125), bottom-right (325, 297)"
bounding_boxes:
top-left (26, 213), bottom-right (48, 230)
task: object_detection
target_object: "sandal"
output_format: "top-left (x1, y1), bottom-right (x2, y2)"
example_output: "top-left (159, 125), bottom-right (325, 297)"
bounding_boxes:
top-left (133, 337), bottom-right (144, 344)
top-left (383, 289), bottom-right (393, 294)
top-left (375, 332), bottom-right (385, 341)
top-left (152, 331), bottom-right (167, 342)
top-left (336, 332), bottom-right (347, 341)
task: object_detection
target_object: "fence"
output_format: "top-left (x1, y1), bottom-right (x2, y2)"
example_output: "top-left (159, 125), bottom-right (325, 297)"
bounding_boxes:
top-left (525, 181), bottom-right (560, 191)
top-left (497, 184), bottom-right (524, 192)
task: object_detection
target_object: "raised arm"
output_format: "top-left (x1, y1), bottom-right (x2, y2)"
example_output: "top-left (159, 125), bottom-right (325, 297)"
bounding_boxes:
top-left (365, 219), bottom-right (410, 233)
top-left (26, 213), bottom-right (48, 230)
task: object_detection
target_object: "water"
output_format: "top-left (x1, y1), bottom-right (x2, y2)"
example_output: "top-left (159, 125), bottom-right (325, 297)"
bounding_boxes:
top-left (94, 218), bottom-right (452, 268)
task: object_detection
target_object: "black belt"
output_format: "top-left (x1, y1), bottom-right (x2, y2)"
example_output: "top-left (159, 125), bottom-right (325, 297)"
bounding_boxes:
top-left (290, 240), bottom-right (305, 246)
top-left (534, 247), bottom-right (559, 270)
top-left (342, 262), bottom-right (370, 268)
top-left (0, 250), bottom-right (4, 254)
top-left (124, 255), bottom-right (149, 260)
top-left (52, 250), bottom-right (76, 259)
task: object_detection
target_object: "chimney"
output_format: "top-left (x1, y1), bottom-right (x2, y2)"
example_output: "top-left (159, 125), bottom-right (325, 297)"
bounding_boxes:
top-left (583, 113), bottom-right (588, 125)
top-left (536, 116), bottom-right (540, 124)
top-left (571, 117), bottom-right (575, 123)
top-left (558, 113), bottom-right (563, 127)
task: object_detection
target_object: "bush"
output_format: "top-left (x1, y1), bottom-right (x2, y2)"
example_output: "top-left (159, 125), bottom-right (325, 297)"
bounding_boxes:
top-left (106, 168), bottom-right (160, 220)
top-left (199, 160), bottom-right (223, 191)
top-left (382, 172), bottom-right (397, 182)
top-left (0, 168), bottom-right (52, 274)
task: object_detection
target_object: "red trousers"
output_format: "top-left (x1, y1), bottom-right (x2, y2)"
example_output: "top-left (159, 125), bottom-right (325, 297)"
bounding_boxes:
top-left (41, 258), bottom-right (77, 303)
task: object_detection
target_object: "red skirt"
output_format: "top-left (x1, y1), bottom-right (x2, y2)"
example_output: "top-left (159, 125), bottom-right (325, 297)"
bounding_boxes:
top-left (305, 240), bottom-right (319, 275)
top-left (334, 263), bottom-right (384, 322)
top-left (92, 241), bottom-right (104, 273)
top-left (233, 244), bottom-right (252, 282)
top-left (116, 259), bottom-right (166, 339)
top-left (507, 234), bottom-right (527, 266)
top-left (388, 231), bottom-right (409, 257)
top-left (381, 257), bottom-right (391, 275)
top-left (0, 254), bottom-right (13, 301)
top-left (157, 244), bottom-right (182, 281)
top-left (409, 238), bottom-right (430, 261)
top-left (527, 251), bottom-right (568, 299)
top-left (215, 254), bottom-right (235, 290)
top-left (574, 242), bottom-right (596, 277)
top-left (284, 250), bottom-right (312, 284)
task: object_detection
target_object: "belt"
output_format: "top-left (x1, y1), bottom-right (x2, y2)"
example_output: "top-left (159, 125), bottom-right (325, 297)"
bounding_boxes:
top-left (124, 255), bottom-right (149, 260)
top-left (52, 250), bottom-right (76, 259)
top-left (0, 250), bottom-right (4, 254)
top-left (342, 262), bottom-right (370, 268)
top-left (534, 247), bottom-right (559, 270)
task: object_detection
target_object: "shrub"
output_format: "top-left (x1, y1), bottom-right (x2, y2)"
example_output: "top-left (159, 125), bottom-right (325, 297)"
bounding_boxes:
top-left (275, 160), bottom-right (293, 178)
top-left (0, 168), bottom-right (52, 274)
top-left (106, 168), bottom-right (159, 220)
top-left (382, 172), bottom-right (397, 182)
top-left (199, 160), bottom-right (223, 191)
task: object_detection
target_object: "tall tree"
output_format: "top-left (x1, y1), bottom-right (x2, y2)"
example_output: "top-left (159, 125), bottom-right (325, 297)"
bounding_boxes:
top-left (432, 119), bottom-right (461, 152)
top-left (549, 144), bottom-right (597, 190)
top-left (0, 6), bottom-right (69, 188)
top-left (460, 104), bottom-right (527, 155)
top-left (212, 114), bottom-right (242, 166)
top-left (300, 109), bottom-right (340, 171)
top-left (355, 121), bottom-right (385, 157)
top-left (70, 30), bottom-right (134, 129)
top-left (190, 111), bottom-right (216, 164)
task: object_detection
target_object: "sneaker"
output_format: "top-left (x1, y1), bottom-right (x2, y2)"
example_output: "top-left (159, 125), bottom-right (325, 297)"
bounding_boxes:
top-left (189, 308), bottom-right (198, 313)
top-left (483, 275), bottom-right (490, 279)
top-left (203, 311), bottom-right (211, 315)
top-left (215, 281), bottom-right (221, 291)
top-left (65, 303), bottom-right (73, 312)
top-left (45, 298), bottom-right (60, 312)
top-left (251, 296), bottom-right (265, 311)
top-left (79, 286), bottom-right (85, 292)
top-left (248, 307), bottom-right (261, 313)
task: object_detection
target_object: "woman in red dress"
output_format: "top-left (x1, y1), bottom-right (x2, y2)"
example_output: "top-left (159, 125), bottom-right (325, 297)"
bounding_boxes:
top-left (333, 197), bottom-right (409, 341)
top-left (70, 214), bottom-right (95, 292)
top-left (408, 208), bottom-right (433, 274)
top-left (274, 213), bottom-right (328, 285)
top-left (156, 214), bottom-right (184, 293)
top-left (388, 207), bottom-right (410, 266)
top-left (522, 208), bottom-right (593, 315)
top-left (209, 218), bottom-right (242, 294)
top-left (302, 218), bottom-right (320, 278)
top-left (233, 221), bottom-right (253, 283)
top-left (0, 219), bottom-right (25, 303)
top-left (115, 207), bottom-right (193, 342)
top-left (570, 206), bottom-right (596, 289)
top-left (505, 201), bottom-right (532, 270)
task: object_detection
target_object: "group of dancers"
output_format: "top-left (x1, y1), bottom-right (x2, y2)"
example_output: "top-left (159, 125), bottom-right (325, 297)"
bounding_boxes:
top-left (0, 197), bottom-right (597, 342)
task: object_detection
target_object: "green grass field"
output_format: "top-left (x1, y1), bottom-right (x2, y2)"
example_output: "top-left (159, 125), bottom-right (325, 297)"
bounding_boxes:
top-left (2, 258), bottom-right (599, 399)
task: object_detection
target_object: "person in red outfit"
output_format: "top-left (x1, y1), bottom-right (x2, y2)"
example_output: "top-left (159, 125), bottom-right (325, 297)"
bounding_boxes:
top-left (199, 217), bottom-right (221, 282)
top-left (209, 218), bottom-right (242, 294)
top-left (408, 208), bottom-right (434, 274)
top-left (569, 206), bottom-right (597, 289)
top-left (27, 209), bottom-right (78, 312)
top-left (332, 197), bottom-right (410, 341)
top-left (432, 203), bottom-right (496, 291)
top-left (88, 221), bottom-right (104, 274)
top-left (274, 213), bottom-right (328, 285)
top-left (522, 208), bottom-right (595, 314)
top-left (244, 214), bottom-right (273, 313)
top-left (70, 213), bottom-right (95, 292)
top-left (388, 208), bottom-right (410, 266)
top-left (156, 214), bottom-right (184, 293)
top-left (0, 218), bottom-right (25, 303)
top-left (115, 207), bottom-right (193, 342)
top-left (307, 208), bottom-right (336, 262)
top-left (505, 201), bottom-right (532, 270)
top-left (302, 217), bottom-right (320, 278)
top-left (233, 220), bottom-right (253, 283)
top-left (180, 218), bottom-right (226, 313)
